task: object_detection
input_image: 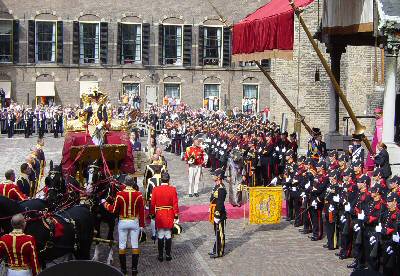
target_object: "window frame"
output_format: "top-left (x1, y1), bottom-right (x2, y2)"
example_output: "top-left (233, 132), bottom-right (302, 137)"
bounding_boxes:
top-left (202, 25), bottom-right (223, 67)
top-left (0, 19), bottom-right (14, 64)
top-left (79, 21), bottom-right (101, 64)
top-left (203, 83), bottom-right (221, 111)
top-left (162, 23), bottom-right (183, 66)
top-left (121, 82), bottom-right (141, 99)
top-left (121, 22), bottom-right (142, 64)
top-left (242, 83), bottom-right (260, 113)
top-left (35, 20), bottom-right (57, 63)
top-left (163, 82), bottom-right (181, 99)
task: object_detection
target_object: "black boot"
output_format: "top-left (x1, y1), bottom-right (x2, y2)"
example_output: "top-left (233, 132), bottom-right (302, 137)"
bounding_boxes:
top-left (165, 238), bottom-right (172, 261)
top-left (132, 253), bottom-right (139, 275)
top-left (157, 238), bottom-right (164, 262)
top-left (118, 253), bottom-right (127, 275)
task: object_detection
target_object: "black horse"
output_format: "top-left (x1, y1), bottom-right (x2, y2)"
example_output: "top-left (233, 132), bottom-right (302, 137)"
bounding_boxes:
top-left (0, 196), bottom-right (94, 268)
top-left (83, 162), bottom-right (119, 264)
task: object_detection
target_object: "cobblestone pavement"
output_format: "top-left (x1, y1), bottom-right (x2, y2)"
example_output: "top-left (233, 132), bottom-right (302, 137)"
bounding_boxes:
top-left (0, 134), bottom-right (353, 275)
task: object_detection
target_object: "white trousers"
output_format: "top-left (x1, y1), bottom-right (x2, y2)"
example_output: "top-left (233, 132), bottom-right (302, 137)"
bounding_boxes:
top-left (6, 269), bottom-right (32, 276)
top-left (188, 165), bottom-right (201, 194)
top-left (157, 228), bottom-right (172, 239)
top-left (118, 219), bottom-right (140, 250)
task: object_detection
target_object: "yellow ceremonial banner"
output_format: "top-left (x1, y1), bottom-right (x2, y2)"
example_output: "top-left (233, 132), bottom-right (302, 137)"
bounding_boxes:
top-left (249, 187), bottom-right (283, 225)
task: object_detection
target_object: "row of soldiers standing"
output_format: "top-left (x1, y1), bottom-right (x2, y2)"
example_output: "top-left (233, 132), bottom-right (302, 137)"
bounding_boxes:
top-left (1, 107), bottom-right (63, 138)
top-left (283, 129), bottom-right (399, 274)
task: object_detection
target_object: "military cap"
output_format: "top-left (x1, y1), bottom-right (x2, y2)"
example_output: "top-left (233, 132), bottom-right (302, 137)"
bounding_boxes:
top-left (298, 156), bottom-right (306, 163)
top-left (315, 160), bottom-right (327, 169)
top-left (373, 168), bottom-right (384, 177)
top-left (390, 175), bottom-right (400, 185)
top-left (285, 149), bottom-right (294, 157)
top-left (338, 153), bottom-right (347, 162)
top-left (328, 150), bottom-right (338, 157)
top-left (352, 160), bottom-right (363, 168)
top-left (351, 133), bottom-right (364, 142)
top-left (370, 185), bottom-right (382, 195)
top-left (312, 128), bottom-right (321, 136)
top-left (386, 192), bottom-right (398, 202)
top-left (214, 168), bottom-right (224, 179)
top-left (357, 174), bottom-right (371, 185)
top-left (342, 167), bottom-right (354, 177)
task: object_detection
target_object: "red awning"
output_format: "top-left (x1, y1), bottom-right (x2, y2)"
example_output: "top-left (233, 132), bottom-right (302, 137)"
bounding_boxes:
top-left (232, 0), bottom-right (314, 61)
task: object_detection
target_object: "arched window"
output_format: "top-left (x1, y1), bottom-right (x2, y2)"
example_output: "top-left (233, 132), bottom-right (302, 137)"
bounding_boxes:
top-left (203, 76), bottom-right (221, 111)
top-left (36, 73), bottom-right (55, 106)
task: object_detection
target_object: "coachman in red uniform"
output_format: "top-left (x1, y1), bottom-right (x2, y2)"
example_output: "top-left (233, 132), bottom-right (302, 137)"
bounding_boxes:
top-left (0, 214), bottom-right (40, 276)
top-left (103, 176), bottom-right (145, 275)
top-left (0, 170), bottom-right (27, 201)
top-left (150, 172), bottom-right (179, 262)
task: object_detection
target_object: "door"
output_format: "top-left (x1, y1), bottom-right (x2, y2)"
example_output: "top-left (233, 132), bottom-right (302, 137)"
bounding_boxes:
top-left (145, 85), bottom-right (158, 109)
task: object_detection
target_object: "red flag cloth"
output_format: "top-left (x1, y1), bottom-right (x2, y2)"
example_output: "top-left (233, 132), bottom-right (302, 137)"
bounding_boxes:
top-left (232, 0), bottom-right (314, 61)
top-left (61, 131), bottom-right (135, 175)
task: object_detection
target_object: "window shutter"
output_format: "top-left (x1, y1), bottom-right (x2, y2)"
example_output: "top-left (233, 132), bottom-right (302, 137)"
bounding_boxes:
top-left (72, 21), bottom-right (80, 64)
top-left (12, 20), bottom-right (19, 64)
top-left (158, 24), bottom-right (163, 65)
top-left (56, 21), bottom-right (63, 64)
top-left (222, 27), bottom-right (231, 67)
top-left (27, 20), bottom-right (35, 63)
top-left (198, 25), bottom-right (204, 66)
top-left (183, 25), bottom-right (192, 67)
top-left (100, 22), bottom-right (108, 64)
top-left (142, 23), bottom-right (150, 66)
top-left (116, 22), bottom-right (122, 64)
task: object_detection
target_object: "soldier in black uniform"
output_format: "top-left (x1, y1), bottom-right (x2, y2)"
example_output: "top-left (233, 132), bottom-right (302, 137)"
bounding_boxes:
top-left (6, 109), bottom-right (15, 138)
top-left (53, 110), bottom-right (63, 138)
top-left (22, 109), bottom-right (31, 138)
top-left (209, 168), bottom-right (227, 258)
top-left (16, 163), bottom-right (32, 197)
top-left (38, 108), bottom-right (46, 139)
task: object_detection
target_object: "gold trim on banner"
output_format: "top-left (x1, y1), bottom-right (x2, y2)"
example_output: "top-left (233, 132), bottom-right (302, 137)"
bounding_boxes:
top-left (249, 187), bottom-right (283, 225)
top-left (232, 50), bottom-right (293, 62)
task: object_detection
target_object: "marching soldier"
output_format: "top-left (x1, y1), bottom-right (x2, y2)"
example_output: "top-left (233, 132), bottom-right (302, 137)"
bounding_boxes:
top-left (0, 214), bottom-right (41, 276)
top-left (150, 172), bottom-right (179, 262)
top-left (37, 108), bottom-right (46, 139)
top-left (102, 176), bottom-right (145, 275)
top-left (184, 138), bottom-right (205, 197)
top-left (0, 169), bottom-right (27, 201)
top-left (209, 168), bottom-right (227, 258)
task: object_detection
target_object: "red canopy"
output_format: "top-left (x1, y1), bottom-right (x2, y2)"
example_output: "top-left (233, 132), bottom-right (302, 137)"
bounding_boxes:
top-left (232, 0), bottom-right (314, 61)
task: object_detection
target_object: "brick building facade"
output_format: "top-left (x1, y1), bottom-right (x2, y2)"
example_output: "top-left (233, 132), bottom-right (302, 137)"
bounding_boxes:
top-left (0, 0), bottom-right (393, 148)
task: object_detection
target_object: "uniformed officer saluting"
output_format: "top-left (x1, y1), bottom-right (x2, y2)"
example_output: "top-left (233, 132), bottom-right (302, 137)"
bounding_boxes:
top-left (102, 175), bottom-right (145, 276)
top-left (209, 168), bottom-right (227, 258)
top-left (0, 214), bottom-right (41, 276)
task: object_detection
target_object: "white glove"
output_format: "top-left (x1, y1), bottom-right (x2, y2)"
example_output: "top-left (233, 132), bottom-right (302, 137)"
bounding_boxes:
top-left (344, 203), bottom-right (351, 212)
top-left (353, 224), bottom-right (360, 232)
top-left (174, 218), bottom-right (180, 224)
top-left (393, 232), bottom-right (400, 243)
top-left (340, 215), bottom-right (345, 222)
top-left (275, 146), bottom-right (279, 151)
top-left (369, 236), bottom-right (376, 245)
top-left (311, 200), bottom-right (317, 208)
top-left (387, 246), bottom-right (393, 255)
top-left (100, 199), bottom-right (106, 204)
top-left (326, 188), bottom-right (332, 193)
top-left (214, 218), bottom-right (220, 224)
top-left (300, 192), bottom-right (306, 198)
top-left (291, 187), bottom-right (297, 192)
top-left (333, 195), bottom-right (340, 203)
top-left (375, 223), bottom-right (382, 233)
top-left (282, 148), bottom-right (286, 153)
top-left (287, 176), bottom-right (291, 182)
top-left (305, 182), bottom-right (310, 189)
top-left (357, 210), bottom-right (365, 221)
top-left (328, 205), bottom-right (334, 212)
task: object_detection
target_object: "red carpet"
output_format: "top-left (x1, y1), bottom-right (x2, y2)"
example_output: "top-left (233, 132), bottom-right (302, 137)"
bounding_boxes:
top-left (179, 201), bottom-right (287, 223)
